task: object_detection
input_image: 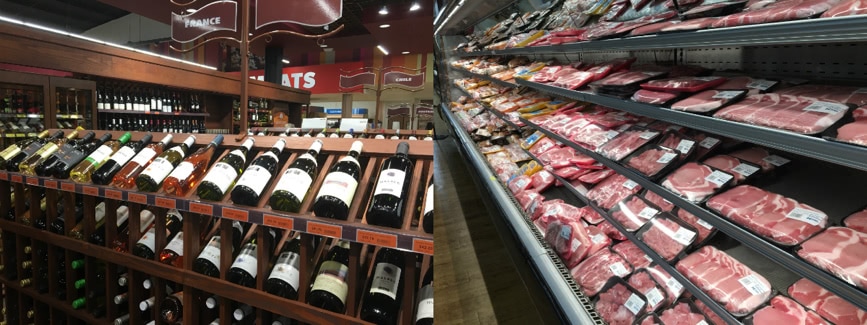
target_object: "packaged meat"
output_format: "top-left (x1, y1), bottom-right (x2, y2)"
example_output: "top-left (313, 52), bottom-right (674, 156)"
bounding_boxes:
top-left (629, 270), bottom-right (669, 312)
top-left (662, 162), bottom-right (734, 203)
top-left (508, 175), bottom-right (534, 194)
top-left (532, 141), bottom-right (566, 160)
top-left (578, 168), bottom-right (616, 185)
top-left (641, 76), bottom-right (728, 92)
top-left (632, 89), bottom-right (681, 105)
top-left (579, 206), bottom-right (606, 225)
top-left (597, 128), bottom-right (661, 161)
top-left (531, 170), bottom-right (556, 192)
top-left (595, 279), bottom-right (648, 325)
top-left (675, 208), bottom-right (717, 244)
top-left (713, 94), bottom-right (850, 135)
top-left (643, 190), bottom-right (675, 212)
top-left (613, 241), bottom-right (654, 270)
top-left (748, 295), bottom-right (829, 325)
top-left (638, 313), bottom-right (663, 325)
top-left (522, 130), bottom-right (550, 150)
top-left (716, 76), bottom-right (779, 94)
top-left (630, 21), bottom-right (681, 36)
top-left (553, 166), bottom-right (584, 179)
top-left (637, 213), bottom-right (697, 262)
top-left (515, 189), bottom-right (544, 213)
top-left (702, 154), bottom-right (762, 184)
top-left (544, 217), bottom-right (592, 267)
top-left (729, 146), bottom-right (789, 172)
top-left (609, 195), bottom-right (661, 232)
top-left (681, 2), bottom-right (748, 19)
top-left (854, 105), bottom-right (867, 119)
top-left (797, 227), bottom-right (867, 290)
top-left (532, 199), bottom-right (565, 222)
top-left (530, 66), bottom-right (564, 83)
top-left (591, 71), bottom-right (668, 88)
top-left (692, 297), bottom-right (727, 325)
top-left (625, 145), bottom-right (681, 179)
top-left (671, 89), bottom-right (748, 113)
top-left (776, 84), bottom-right (867, 107)
top-left (586, 224), bottom-right (614, 256)
top-left (843, 208), bottom-right (867, 233)
top-left (587, 174), bottom-right (644, 210)
top-left (571, 151), bottom-right (598, 167)
top-left (571, 248), bottom-right (635, 296)
top-left (657, 131), bottom-right (697, 156)
top-left (570, 123), bottom-right (615, 150)
top-left (835, 119), bottom-right (867, 147)
top-left (712, 0), bottom-right (842, 28)
top-left (647, 264), bottom-right (686, 303)
top-left (676, 246), bottom-right (773, 315)
top-left (788, 278), bottom-right (867, 325)
top-left (659, 301), bottom-right (711, 325)
top-left (707, 185), bottom-right (828, 245)
top-left (600, 220), bottom-right (629, 240)
top-left (552, 71), bottom-right (597, 90)
top-left (822, 0), bottom-right (867, 16)
top-left (692, 133), bottom-right (724, 161)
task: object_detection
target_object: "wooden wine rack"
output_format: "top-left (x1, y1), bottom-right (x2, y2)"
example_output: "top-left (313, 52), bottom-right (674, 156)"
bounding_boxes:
top-left (0, 130), bottom-right (434, 325)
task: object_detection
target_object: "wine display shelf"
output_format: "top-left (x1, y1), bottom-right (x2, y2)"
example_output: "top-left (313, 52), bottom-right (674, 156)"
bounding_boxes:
top-left (96, 110), bottom-right (210, 117)
top-left (254, 128), bottom-right (435, 140)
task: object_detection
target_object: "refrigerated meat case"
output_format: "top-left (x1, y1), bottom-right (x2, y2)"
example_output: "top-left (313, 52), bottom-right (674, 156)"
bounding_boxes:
top-left (435, 3), bottom-right (867, 324)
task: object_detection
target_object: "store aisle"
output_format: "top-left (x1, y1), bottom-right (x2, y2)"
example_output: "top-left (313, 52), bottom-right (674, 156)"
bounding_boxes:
top-left (432, 114), bottom-right (561, 325)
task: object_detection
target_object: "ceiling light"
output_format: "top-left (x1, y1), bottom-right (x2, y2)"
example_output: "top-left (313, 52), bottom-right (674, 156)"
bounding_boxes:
top-left (379, 24), bottom-right (390, 28)
top-left (377, 45), bottom-right (389, 55)
top-left (379, 6), bottom-right (389, 15)
top-left (185, 8), bottom-right (197, 13)
top-left (401, 51), bottom-right (410, 54)
top-left (320, 44), bottom-right (328, 48)
top-left (410, 2), bottom-right (421, 11)
top-left (282, 59), bottom-right (290, 64)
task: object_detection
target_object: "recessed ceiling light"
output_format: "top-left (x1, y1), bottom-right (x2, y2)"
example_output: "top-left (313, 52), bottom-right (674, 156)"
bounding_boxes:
top-left (379, 6), bottom-right (389, 15)
top-left (282, 59), bottom-right (290, 64)
top-left (377, 45), bottom-right (389, 55)
top-left (401, 51), bottom-right (410, 54)
top-left (379, 24), bottom-right (390, 28)
top-left (320, 44), bottom-right (328, 47)
top-left (185, 8), bottom-right (197, 13)
top-left (409, 2), bottom-right (421, 11)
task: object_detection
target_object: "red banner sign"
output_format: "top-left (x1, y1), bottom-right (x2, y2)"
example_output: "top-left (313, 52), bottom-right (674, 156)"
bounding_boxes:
top-left (255, 0), bottom-right (343, 28)
top-left (171, 1), bottom-right (238, 43)
top-left (248, 61), bottom-right (364, 94)
top-left (383, 71), bottom-right (425, 89)
top-left (340, 72), bottom-right (376, 90)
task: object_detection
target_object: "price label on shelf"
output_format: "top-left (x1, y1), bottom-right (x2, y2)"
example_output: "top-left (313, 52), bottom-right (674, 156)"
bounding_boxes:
top-left (609, 262), bottom-right (630, 276)
top-left (413, 238), bottom-right (434, 255)
top-left (637, 207), bottom-right (658, 219)
top-left (307, 221), bottom-right (341, 238)
top-left (738, 274), bottom-right (770, 295)
top-left (623, 180), bottom-right (639, 190)
top-left (155, 197), bottom-right (177, 209)
top-left (803, 101), bottom-right (848, 114)
top-left (672, 227), bottom-right (696, 246)
top-left (656, 152), bottom-right (678, 164)
top-left (61, 182), bottom-right (75, 192)
top-left (786, 207), bottom-right (826, 226)
top-left (189, 202), bottom-right (214, 216)
top-left (44, 180), bottom-right (57, 189)
top-left (10, 175), bottom-right (22, 183)
top-left (623, 294), bottom-right (646, 315)
top-left (0, 171), bottom-right (7, 181)
top-left (358, 229), bottom-right (398, 247)
top-left (222, 207), bottom-right (250, 222)
top-left (747, 79), bottom-right (778, 91)
top-left (676, 140), bottom-right (695, 154)
top-left (263, 214), bottom-right (293, 230)
top-left (731, 163), bottom-right (760, 177)
top-left (26, 177), bottom-right (38, 186)
top-left (712, 91), bottom-right (744, 100)
top-left (699, 137), bottom-right (720, 149)
top-left (705, 170), bottom-right (733, 187)
top-left (129, 193), bottom-right (147, 205)
top-left (105, 189), bottom-right (123, 201)
top-left (763, 155), bottom-right (790, 167)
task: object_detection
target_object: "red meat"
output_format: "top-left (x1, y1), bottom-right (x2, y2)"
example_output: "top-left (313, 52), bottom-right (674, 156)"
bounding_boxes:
top-left (630, 21), bottom-right (681, 36)
top-left (552, 71), bottom-right (596, 90)
top-left (641, 76), bottom-right (727, 92)
top-left (627, 148), bottom-right (678, 177)
top-left (647, 265), bottom-right (685, 303)
top-left (692, 298), bottom-right (727, 325)
top-left (531, 170), bottom-right (556, 192)
top-left (703, 154), bottom-right (756, 184)
top-left (598, 129), bottom-right (660, 161)
top-left (844, 209), bottom-right (867, 233)
top-left (670, 89), bottom-right (746, 113)
top-left (713, 94), bottom-right (849, 134)
top-left (586, 224), bottom-right (613, 256)
top-left (553, 166), bottom-right (583, 179)
top-left (578, 206), bottom-right (606, 224)
top-left (515, 190), bottom-right (543, 212)
top-left (676, 208), bottom-right (715, 243)
top-left (752, 295), bottom-right (829, 325)
top-left (632, 89), bottom-right (679, 105)
top-left (712, 0), bottom-right (842, 28)
top-left (797, 227), bottom-right (867, 290)
top-left (508, 175), bottom-right (533, 194)
top-left (595, 283), bottom-right (646, 325)
top-left (659, 302), bottom-right (709, 325)
top-left (611, 196), bottom-right (659, 232)
top-left (640, 216), bottom-right (696, 261)
top-left (544, 217), bottom-right (592, 268)
top-left (629, 271), bottom-right (668, 312)
top-left (662, 163), bottom-right (730, 203)
top-left (578, 168), bottom-right (616, 185)
top-left (600, 220), bottom-right (629, 240)
top-left (854, 105), bottom-right (867, 119)
top-left (571, 249), bottom-right (634, 296)
top-left (643, 190), bottom-right (675, 213)
top-left (587, 174), bottom-right (643, 210)
top-left (613, 241), bottom-right (653, 270)
top-left (789, 278), bottom-right (867, 325)
top-left (676, 246), bottom-right (773, 315)
top-left (837, 119), bottom-right (867, 146)
top-left (536, 147), bottom-right (574, 166)
top-left (593, 71), bottom-right (667, 87)
top-left (822, 0), bottom-right (867, 16)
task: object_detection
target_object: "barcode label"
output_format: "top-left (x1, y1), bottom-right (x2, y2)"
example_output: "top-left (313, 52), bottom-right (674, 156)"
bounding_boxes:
top-left (617, 124), bottom-right (633, 132)
top-left (738, 274), bottom-right (770, 295)
top-left (763, 155), bottom-right (790, 167)
top-left (609, 262), bottom-right (629, 276)
top-left (676, 140), bottom-right (695, 154)
top-left (672, 227), bottom-right (696, 246)
top-left (574, 119), bottom-right (591, 129)
top-left (696, 219), bottom-right (714, 230)
top-left (606, 130), bottom-right (620, 140)
top-left (786, 207), bottom-right (826, 226)
top-left (747, 79), bottom-right (778, 91)
top-left (712, 91), bottom-right (743, 100)
top-left (639, 131), bottom-right (659, 140)
top-left (705, 170), bottom-right (733, 187)
top-left (731, 163), bottom-right (760, 177)
top-left (560, 226), bottom-right (571, 240)
top-left (656, 152), bottom-right (678, 164)
top-left (624, 294), bottom-right (646, 315)
top-left (804, 101), bottom-right (848, 114)
top-left (571, 238), bottom-right (582, 252)
top-left (638, 207), bottom-right (658, 219)
top-left (591, 234), bottom-right (607, 244)
top-left (697, 321), bottom-right (709, 325)
top-left (623, 180), bottom-right (639, 190)
top-left (695, 76), bottom-right (722, 81)
top-left (645, 288), bottom-right (664, 308)
top-left (699, 137), bottom-right (720, 149)
top-left (666, 277), bottom-right (684, 294)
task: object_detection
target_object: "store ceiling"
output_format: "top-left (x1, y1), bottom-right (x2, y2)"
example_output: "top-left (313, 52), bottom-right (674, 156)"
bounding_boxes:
top-left (0, 0), bottom-right (128, 33)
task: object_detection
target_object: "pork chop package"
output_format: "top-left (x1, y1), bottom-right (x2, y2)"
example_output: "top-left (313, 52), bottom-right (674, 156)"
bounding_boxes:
top-left (797, 227), bottom-right (867, 290)
top-left (515, 189), bottom-right (544, 212)
top-left (641, 76), bottom-right (728, 93)
top-left (675, 208), bottom-right (717, 244)
top-left (609, 195), bottom-right (661, 232)
top-left (587, 174), bottom-right (644, 210)
top-left (659, 300), bottom-right (713, 325)
top-left (571, 247), bottom-right (635, 296)
top-left (643, 190), bottom-right (675, 213)
top-left (628, 269), bottom-right (670, 313)
top-left (656, 131), bottom-right (698, 158)
top-left (544, 216), bottom-right (593, 267)
top-left (833, 119), bottom-right (867, 147)
top-left (745, 295), bottom-right (829, 325)
top-left (707, 185), bottom-right (829, 246)
top-left (676, 246), bottom-right (774, 316)
top-left (843, 208), bottom-right (867, 233)
top-left (636, 213), bottom-right (698, 262)
top-left (822, 0), bottom-right (867, 17)
top-left (702, 154), bottom-right (763, 185)
top-left (691, 132), bottom-right (725, 161)
top-left (508, 175), bottom-right (534, 194)
top-left (788, 278), bottom-right (867, 325)
top-left (624, 145), bottom-right (682, 180)
top-left (632, 89), bottom-right (681, 105)
top-left (662, 162), bottom-right (735, 203)
top-left (670, 89), bottom-right (748, 113)
top-left (612, 240), bottom-right (654, 270)
top-left (729, 146), bottom-right (791, 172)
top-left (594, 278), bottom-right (649, 324)
top-left (597, 127), bottom-right (661, 161)
top-left (578, 205), bottom-right (607, 225)
top-left (646, 264), bottom-right (686, 303)
top-left (713, 94), bottom-right (851, 135)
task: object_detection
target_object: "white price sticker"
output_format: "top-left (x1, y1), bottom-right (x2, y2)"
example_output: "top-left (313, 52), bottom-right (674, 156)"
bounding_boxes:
top-left (623, 180), bottom-right (639, 190)
top-left (571, 238), bottom-right (582, 252)
top-left (645, 288), bottom-right (665, 308)
top-left (712, 91), bottom-right (744, 100)
top-left (747, 79), bottom-right (778, 91)
top-left (676, 140), bottom-right (695, 154)
top-left (609, 262), bottom-right (630, 276)
top-left (624, 294), bottom-right (646, 315)
top-left (666, 277), bottom-right (684, 294)
top-left (638, 206), bottom-right (658, 219)
top-left (697, 321), bottom-right (709, 325)
top-left (560, 226), bottom-right (572, 240)
top-left (699, 137), bottom-right (720, 149)
top-left (574, 119), bottom-right (591, 129)
top-left (731, 163), bottom-right (760, 177)
top-left (738, 274), bottom-right (770, 296)
top-left (672, 227), bottom-right (696, 246)
top-left (763, 155), bottom-right (790, 167)
top-left (591, 234), bottom-right (607, 244)
top-left (606, 130), bottom-right (620, 140)
top-left (617, 124), bottom-right (633, 132)
top-left (696, 219), bottom-right (714, 230)
top-left (695, 76), bottom-right (722, 81)
top-left (705, 170), bottom-right (734, 187)
top-left (656, 152), bottom-right (678, 164)
top-left (804, 101), bottom-right (848, 114)
top-left (667, 125), bottom-right (684, 132)
top-left (786, 207), bottom-right (826, 226)
top-left (639, 131), bottom-right (659, 140)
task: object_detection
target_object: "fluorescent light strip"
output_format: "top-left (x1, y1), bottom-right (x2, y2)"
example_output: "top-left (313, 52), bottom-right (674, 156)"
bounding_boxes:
top-left (0, 14), bottom-right (217, 70)
top-left (410, 2), bottom-right (421, 11)
top-left (434, 0), bottom-right (465, 35)
top-left (377, 45), bottom-right (389, 55)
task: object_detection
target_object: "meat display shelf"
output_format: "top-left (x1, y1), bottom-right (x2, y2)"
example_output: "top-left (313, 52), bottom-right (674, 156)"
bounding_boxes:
top-left (96, 109), bottom-right (210, 117)
top-left (453, 68), bottom-right (517, 88)
top-left (453, 15), bottom-right (867, 57)
top-left (439, 103), bottom-right (603, 325)
top-left (0, 171), bottom-right (434, 256)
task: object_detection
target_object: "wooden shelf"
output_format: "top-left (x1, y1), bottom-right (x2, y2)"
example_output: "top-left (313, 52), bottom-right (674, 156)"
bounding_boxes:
top-left (97, 109), bottom-right (209, 117)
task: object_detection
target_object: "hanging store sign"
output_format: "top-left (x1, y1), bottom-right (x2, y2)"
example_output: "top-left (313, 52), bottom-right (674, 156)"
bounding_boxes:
top-left (255, 0), bottom-right (343, 28)
top-left (171, 1), bottom-right (238, 43)
top-left (339, 72), bottom-right (377, 90)
top-left (383, 71), bottom-right (425, 89)
top-left (247, 61), bottom-right (365, 94)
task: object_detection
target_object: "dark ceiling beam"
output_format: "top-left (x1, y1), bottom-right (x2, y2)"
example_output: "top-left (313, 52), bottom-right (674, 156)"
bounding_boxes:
top-left (0, 0), bottom-right (93, 32)
top-left (12, 0), bottom-right (123, 26)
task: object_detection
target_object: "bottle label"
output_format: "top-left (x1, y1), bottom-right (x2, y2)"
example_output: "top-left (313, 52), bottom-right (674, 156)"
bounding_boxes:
top-left (373, 169), bottom-right (407, 197)
top-left (131, 147), bottom-right (158, 167)
top-left (339, 155), bottom-right (360, 168)
top-left (268, 252), bottom-right (301, 290)
top-left (85, 145), bottom-right (114, 165)
top-left (36, 143), bottom-right (60, 159)
top-left (263, 151), bottom-right (279, 162)
top-left (198, 237), bottom-right (222, 271)
top-left (141, 157), bottom-right (175, 183)
top-left (167, 161), bottom-right (195, 181)
top-left (369, 262), bottom-right (402, 300)
top-left (316, 172), bottom-right (358, 207)
top-left (231, 250), bottom-right (259, 277)
top-left (201, 162), bottom-right (239, 193)
top-left (0, 144), bottom-right (21, 160)
top-left (311, 261), bottom-right (349, 304)
top-left (235, 165), bottom-right (272, 196)
top-left (423, 184), bottom-right (434, 215)
top-left (228, 149), bottom-right (247, 164)
top-left (109, 146), bottom-right (137, 166)
top-left (164, 232), bottom-right (184, 256)
top-left (273, 168), bottom-right (313, 201)
top-left (416, 284), bottom-right (434, 321)
top-left (137, 228), bottom-right (157, 252)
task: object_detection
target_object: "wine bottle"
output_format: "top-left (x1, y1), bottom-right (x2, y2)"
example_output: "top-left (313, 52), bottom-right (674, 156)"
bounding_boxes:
top-left (157, 231), bottom-right (185, 268)
top-left (360, 248), bottom-right (406, 325)
top-left (92, 133), bottom-right (153, 184)
top-left (112, 209), bottom-right (156, 253)
top-left (423, 180), bottom-right (434, 234)
top-left (269, 140), bottom-right (323, 212)
top-left (159, 291), bottom-right (184, 324)
top-left (307, 240), bottom-right (351, 313)
top-left (163, 134), bottom-right (223, 196)
top-left (415, 267), bottom-right (433, 325)
top-left (192, 235), bottom-right (223, 277)
top-left (132, 209), bottom-right (183, 260)
top-left (111, 134), bottom-right (173, 189)
top-left (67, 201), bottom-right (107, 240)
top-left (136, 135), bottom-right (196, 192)
top-left (233, 304), bottom-right (254, 321)
top-left (69, 132), bottom-right (130, 182)
top-left (272, 316), bottom-right (294, 325)
top-left (6, 130), bottom-right (64, 172)
top-left (265, 236), bottom-right (302, 299)
top-left (230, 138), bottom-right (286, 206)
top-left (49, 198), bottom-right (84, 235)
top-left (18, 127), bottom-right (83, 175)
top-left (205, 295), bottom-right (218, 310)
top-left (113, 314), bottom-right (130, 325)
top-left (367, 142), bottom-right (413, 228)
top-left (197, 137), bottom-right (255, 201)
top-left (36, 131), bottom-right (97, 177)
top-left (312, 141), bottom-right (364, 220)
top-left (88, 205), bottom-right (130, 246)
top-left (0, 130), bottom-right (49, 170)
top-left (227, 227), bottom-right (280, 288)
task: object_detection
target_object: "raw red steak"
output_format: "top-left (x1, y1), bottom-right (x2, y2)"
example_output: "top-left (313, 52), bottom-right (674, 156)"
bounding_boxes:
top-left (713, 94), bottom-right (849, 134)
top-left (729, 147), bottom-right (777, 172)
top-left (627, 147), bottom-right (678, 177)
top-left (712, 0), bottom-right (842, 28)
top-left (659, 302), bottom-right (709, 325)
top-left (777, 84), bottom-right (867, 106)
top-left (578, 169), bottom-right (616, 185)
top-left (752, 295), bottom-right (829, 325)
top-left (595, 282), bottom-right (647, 325)
top-left (628, 271), bottom-right (669, 312)
top-left (586, 225), bottom-right (613, 256)
top-left (600, 221), bottom-right (629, 241)
top-left (644, 190), bottom-right (675, 212)
top-left (692, 298), bottom-right (726, 325)
top-left (662, 163), bottom-right (731, 203)
top-left (641, 76), bottom-right (727, 92)
top-left (836, 119), bottom-right (867, 146)
top-left (571, 248), bottom-right (634, 296)
top-left (788, 278), bottom-right (867, 325)
top-left (632, 89), bottom-right (679, 105)
top-left (611, 196), bottom-right (659, 232)
top-left (797, 227), bottom-right (867, 290)
top-left (639, 216), bottom-right (696, 261)
top-left (676, 208), bottom-right (715, 243)
top-left (822, 0), bottom-right (867, 16)
top-left (613, 241), bottom-right (653, 270)
top-left (578, 206), bottom-right (606, 224)
top-left (598, 129), bottom-right (660, 161)
top-left (587, 174), bottom-right (643, 210)
top-left (844, 209), bottom-right (867, 233)
top-left (544, 217), bottom-right (592, 268)
top-left (647, 265), bottom-right (685, 303)
top-left (707, 185), bottom-right (828, 245)
top-left (703, 154), bottom-right (758, 184)
top-left (676, 246), bottom-right (773, 315)
top-left (670, 89), bottom-right (746, 113)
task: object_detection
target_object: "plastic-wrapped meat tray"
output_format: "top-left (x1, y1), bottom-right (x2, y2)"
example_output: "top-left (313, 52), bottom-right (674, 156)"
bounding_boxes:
top-left (796, 227), bottom-right (867, 291)
top-left (586, 174), bottom-right (643, 210)
top-left (676, 246), bottom-right (774, 316)
top-left (662, 162), bottom-right (734, 203)
top-left (624, 145), bottom-right (681, 180)
top-left (571, 248), bottom-right (635, 296)
top-left (609, 195), bottom-right (661, 232)
top-left (636, 213), bottom-right (698, 262)
top-left (596, 127), bottom-right (661, 161)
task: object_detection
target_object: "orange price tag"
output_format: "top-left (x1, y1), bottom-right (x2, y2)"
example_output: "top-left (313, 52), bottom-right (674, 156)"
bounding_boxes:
top-left (357, 229), bottom-right (398, 247)
top-left (307, 221), bottom-right (342, 238)
top-left (413, 238), bottom-right (434, 255)
top-left (82, 186), bottom-right (99, 196)
top-left (105, 189), bottom-right (123, 200)
top-left (61, 182), bottom-right (76, 192)
top-left (189, 202), bottom-right (213, 215)
top-left (222, 207), bottom-right (249, 222)
top-left (0, 171), bottom-right (7, 180)
top-left (263, 214), bottom-right (293, 230)
top-left (10, 175), bottom-right (22, 183)
top-left (155, 197), bottom-right (177, 209)
top-left (129, 193), bottom-right (148, 205)
top-left (26, 177), bottom-right (38, 186)
top-left (44, 180), bottom-right (57, 189)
